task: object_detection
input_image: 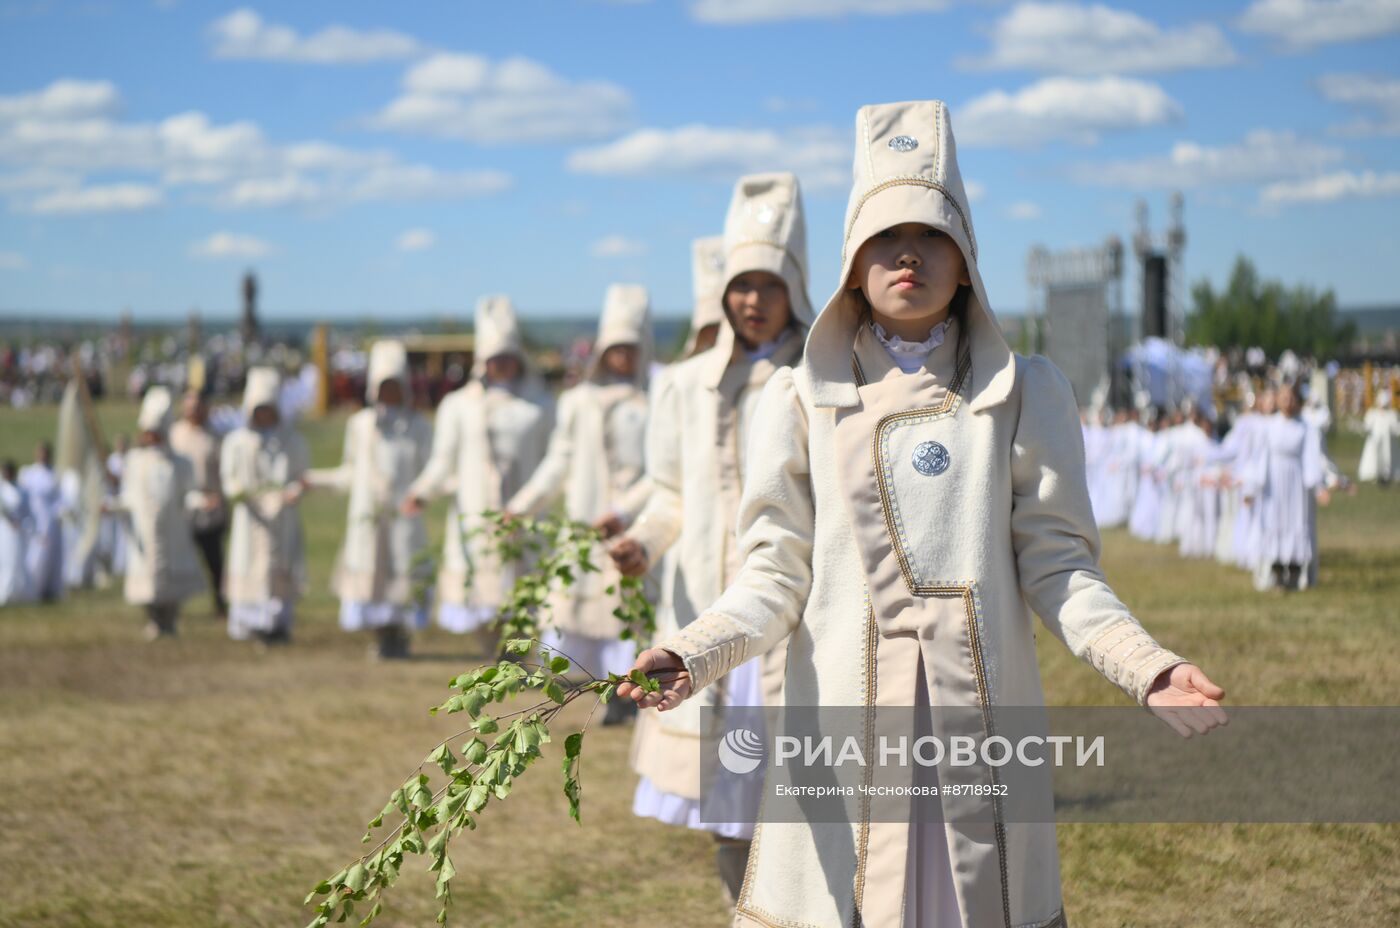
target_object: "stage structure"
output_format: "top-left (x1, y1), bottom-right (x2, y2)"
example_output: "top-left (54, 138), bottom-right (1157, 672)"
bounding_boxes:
top-left (1026, 236), bottom-right (1128, 408)
top-left (1133, 193), bottom-right (1187, 345)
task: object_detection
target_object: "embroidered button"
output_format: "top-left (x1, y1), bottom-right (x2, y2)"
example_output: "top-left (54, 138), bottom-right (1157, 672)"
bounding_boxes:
top-left (911, 440), bottom-right (949, 476)
top-left (888, 135), bottom-right (918, 153)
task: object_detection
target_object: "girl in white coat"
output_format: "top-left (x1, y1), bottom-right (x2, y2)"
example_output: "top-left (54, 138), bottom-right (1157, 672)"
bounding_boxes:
top-left (404, 296), bottom-right (554, 646)
top-left (221, 367), bottom-right (309, 644)
top-left (505, 284), bottom-right (653, 681)
top-left (1358, 390), bottom-right (1399, 484)
top-left (608, 173), bottom-right (815, 900)
top-left (309, 341), bottom-right (433, 659)
top-left (111, 387), bottom-right (209, 638)
top-left (619, 100), bottom-right (1226, 928)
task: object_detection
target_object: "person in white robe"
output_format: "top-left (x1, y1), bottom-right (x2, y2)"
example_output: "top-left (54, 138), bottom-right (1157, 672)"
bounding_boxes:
top-left (0, 460), bottom-right (35, 605)
top-left (169, 391), bottom-right (228, 618)
top-left (98, 434), bottom-right (129, 579)
top-left (18, 441), bottom-right (63, 602)
top-left (403, 296), bottom-right (553, 648)
top-left (1244, 387), bottom-right (1328, 591)
top-left (1358, 390), bottom-right (1399, 484)
top-left (506, 284), bottom-right (653, 687)
top-left (221, 368), bottom-right (309, 643)
top-left (1230, 388), bottom-right (1275, 570)
top-left (109, 388), bottom-right (209, 638)
top-left (309, 341), bottom-right (432, 659)
top-left (1128, 414), bottom-right (1165, 541)
top-left (608, 173), bottom-right (815, 901)
top-left (617, 101), bottom-right (1224, 928)
top-left (1175, 412), bottom-right (1218, 560)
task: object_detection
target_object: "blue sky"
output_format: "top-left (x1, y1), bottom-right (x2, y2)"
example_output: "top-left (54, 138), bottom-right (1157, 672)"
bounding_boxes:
top-left (1, 0), bottom-right (1398, 322)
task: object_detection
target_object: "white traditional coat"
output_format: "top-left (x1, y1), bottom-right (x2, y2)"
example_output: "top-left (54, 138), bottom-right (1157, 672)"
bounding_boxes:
top-left (627, 174), bottom-right (814, 809)
top-left (508, 284), bottom-right (652, 650)
top-left (308, 342), bottom-right (433, 629)
top-left (657, 101), bottom-right (1191, 928)
top-left (221, 368), bottom-right (309, 631)
top-left (119, 388), bottom-right (206, 607)
top-left (408, 296), bottom-right (553, 633)
top-left (1358, 400), bottom-right (1399, 483)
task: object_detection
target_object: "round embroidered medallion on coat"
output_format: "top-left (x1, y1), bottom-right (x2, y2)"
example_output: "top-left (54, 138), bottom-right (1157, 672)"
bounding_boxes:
top-left (911, 440), bottom-right (950, 476)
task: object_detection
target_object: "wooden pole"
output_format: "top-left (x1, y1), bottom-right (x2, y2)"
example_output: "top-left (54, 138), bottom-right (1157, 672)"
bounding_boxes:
top-left (71, 355), bottom-right (109, 460)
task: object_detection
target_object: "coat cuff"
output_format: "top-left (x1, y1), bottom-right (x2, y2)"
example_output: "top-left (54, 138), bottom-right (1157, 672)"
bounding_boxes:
top-left (660, 612), bottom-right (751, 696)
top-left (1086, 620), bottom-right (1190, 706)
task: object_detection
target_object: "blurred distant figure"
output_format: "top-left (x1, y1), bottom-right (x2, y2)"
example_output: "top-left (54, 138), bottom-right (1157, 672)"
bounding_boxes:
top-left (111, 388), bottom-right (207, 639)
top-left (1358, 390), bottom-right (1399, 485)
top-left (98, 433), bottom-right (130, 579)
top-left (308, 341), bottom-right (432, 660)
top-left (221, 368), bottom-right (308, 644)
top-left (18, 441), bottom-right (63, 601)
top-left (169, 390), bottom-right (228, 618)
top-left (0, 459), bottom-right (35, 605)
top-left (403, 296), bottom-right (553, 649)
top-left (1245, 386), bottom-right (1327, 591)
top-left (506, 284), bottom-right (653, 684)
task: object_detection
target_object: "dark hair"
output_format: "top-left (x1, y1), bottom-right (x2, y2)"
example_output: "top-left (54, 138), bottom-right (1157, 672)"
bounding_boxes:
top-left (1, 459), bottom-right (15, 480)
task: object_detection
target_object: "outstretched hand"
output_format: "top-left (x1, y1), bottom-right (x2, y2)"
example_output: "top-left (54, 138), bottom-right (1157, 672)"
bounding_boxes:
top-left (1145, 663), bottom-right (1228, 737)
top-left (616, 647), bottom-right (691, 710)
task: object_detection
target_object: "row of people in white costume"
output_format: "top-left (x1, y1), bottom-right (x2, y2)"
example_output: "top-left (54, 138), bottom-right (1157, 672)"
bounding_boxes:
top-left (1086, 387), bottom-right (1332, 591)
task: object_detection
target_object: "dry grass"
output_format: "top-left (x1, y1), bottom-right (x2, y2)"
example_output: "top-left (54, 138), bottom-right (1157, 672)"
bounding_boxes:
top-left (1, 406), bottom-right (1395, 927)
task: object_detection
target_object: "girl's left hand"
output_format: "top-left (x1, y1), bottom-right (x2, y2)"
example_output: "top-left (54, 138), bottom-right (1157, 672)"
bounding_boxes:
top-left (1145, 663), bottom-right (1228, 737)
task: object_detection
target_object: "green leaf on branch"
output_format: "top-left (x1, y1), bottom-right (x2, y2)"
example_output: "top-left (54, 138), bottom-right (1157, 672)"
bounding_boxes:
top-left (460, 737), bottom-right (487, 765)
top-left (503, 638), bottom-right (532, 655)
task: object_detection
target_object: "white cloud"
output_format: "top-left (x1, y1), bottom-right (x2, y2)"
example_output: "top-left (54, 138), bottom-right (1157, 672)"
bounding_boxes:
top-left (396, 228), bottom-right (436, 252)
top-left (1261, 169), bottom-right (1400, 205)
top-left (346, 165), bottom-right (511, 202)
top-left (1318, 73), bottom-right (1400, 136)
top-left (690, 0), bottom-right (950, 24)
top-left (27, 182), bottom-right (163, 214)
top-left (366, 52), bottom-right (634, 144)
top-left (590, 235), bottom-right (648, 258)
top-left (1238, 0), bottom-right (1400, 49)
top-left (1006, 200), bottom-right (1042, 220)
top-left (1070, 130), bottom-right (1345, 187)
top-left (567, 123), bottom-right (850, 188)
top-left (0, 79), bottom-right (119, 123)
top-left (956, 76), bottom-right (1181, 147)
top-left (0, 79), bottom-right (513, 213)
top-left (964, 179), bottom-right (986, 202)
top-left (208, 7), bottom-right (423, 63)
top-left (962, 2), bottom-right (1236, 74)
top-left (0, 251), bottom-right (29, 270)
top-left (188, 231), bottom-right (272, 259)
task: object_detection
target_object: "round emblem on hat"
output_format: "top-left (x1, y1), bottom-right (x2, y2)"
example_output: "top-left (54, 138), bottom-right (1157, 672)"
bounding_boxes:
top-left (753, 204), bottom-right (776, 224)
top-left (888, 135), bottom-right (919, 153)
top-left (911, 440), bottom-right (950, 476)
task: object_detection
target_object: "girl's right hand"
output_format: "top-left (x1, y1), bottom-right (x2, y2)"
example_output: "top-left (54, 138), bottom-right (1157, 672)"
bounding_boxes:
top-left (616, 648), bottom-right (691, 710)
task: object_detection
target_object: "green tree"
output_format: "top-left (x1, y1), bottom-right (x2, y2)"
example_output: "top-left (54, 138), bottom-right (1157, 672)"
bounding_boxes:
top-left (1186, 255), bottom-right (1355, 359)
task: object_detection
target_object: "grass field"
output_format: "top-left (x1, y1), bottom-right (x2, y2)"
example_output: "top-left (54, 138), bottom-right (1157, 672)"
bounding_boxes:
top-left (1, 403), bottom-right (1396, 927)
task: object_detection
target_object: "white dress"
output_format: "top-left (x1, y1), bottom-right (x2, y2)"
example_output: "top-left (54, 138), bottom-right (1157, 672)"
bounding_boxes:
top-left (1128, 429), bottom-right (1163, 541)
top-left (309, 405), bottom-right (433, 632)
top-left (17, 463), bottom-right (63, 600)
top-left (1358, 407), bottom-right (1399, 483)
top-left (1246, 415), bottom-right (1324, 587)
top-left (0, 480), bottom-right (35, 605)
top-left (221, 424), bottom-right (309, 638)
